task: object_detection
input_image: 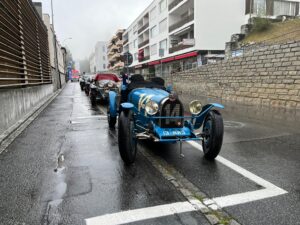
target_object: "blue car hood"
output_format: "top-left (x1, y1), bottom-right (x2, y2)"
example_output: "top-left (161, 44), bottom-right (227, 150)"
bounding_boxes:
top-left (128, 88), bottom-right (169, 108)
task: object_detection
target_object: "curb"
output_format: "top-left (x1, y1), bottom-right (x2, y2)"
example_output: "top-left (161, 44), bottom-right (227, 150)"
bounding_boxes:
top-left (0, 87), bottom-right (64, 154)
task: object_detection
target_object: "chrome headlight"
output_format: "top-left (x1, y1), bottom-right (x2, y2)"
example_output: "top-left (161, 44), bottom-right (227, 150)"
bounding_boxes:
top-left (145, 100), bottom-right (159, 116)
top-left (108, 82), bottom-right (114, 88)
top-left (189, 100), bottom-right (202, 115)
top-left (99, 83), bottom-right (104, 88)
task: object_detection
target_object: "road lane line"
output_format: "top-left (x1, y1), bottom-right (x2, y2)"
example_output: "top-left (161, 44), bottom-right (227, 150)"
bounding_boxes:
top-left (85, 201), bottom-right (197, 225)
top-left (188, 141), bottom-right (288, 207)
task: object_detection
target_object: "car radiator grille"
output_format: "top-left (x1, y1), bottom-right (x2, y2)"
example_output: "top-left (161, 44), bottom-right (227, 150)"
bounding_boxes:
top-left (159, 99), bottom-right (184, 128)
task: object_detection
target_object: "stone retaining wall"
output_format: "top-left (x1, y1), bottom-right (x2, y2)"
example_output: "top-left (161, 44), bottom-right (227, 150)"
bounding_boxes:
top-left (171, 41), bottom-right (300, 108)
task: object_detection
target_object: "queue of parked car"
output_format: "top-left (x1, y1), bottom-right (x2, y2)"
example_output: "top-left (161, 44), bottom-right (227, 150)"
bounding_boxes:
top-left (78, 73), bottom-right (121, 105)
top-left (77, 72), bottom-right (225, 166)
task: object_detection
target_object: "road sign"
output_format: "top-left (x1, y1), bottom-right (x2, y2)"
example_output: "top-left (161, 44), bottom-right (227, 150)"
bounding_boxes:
top-left (122, 52), bottom-right (133, 67)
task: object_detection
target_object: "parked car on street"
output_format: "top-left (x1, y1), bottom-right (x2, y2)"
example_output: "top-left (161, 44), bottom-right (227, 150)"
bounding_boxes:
top-left (90, 73), bottom-right (120, 105)
top-left (71, 74), bottom-right (80, 82)
top-left (107, 74), bottom-right (224, 164)
top-left (79, 74), bottom-right (94, 91)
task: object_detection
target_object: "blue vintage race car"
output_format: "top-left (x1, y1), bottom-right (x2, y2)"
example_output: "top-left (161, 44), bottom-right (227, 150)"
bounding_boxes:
top-left (107, 74), bottom-right (224, 164)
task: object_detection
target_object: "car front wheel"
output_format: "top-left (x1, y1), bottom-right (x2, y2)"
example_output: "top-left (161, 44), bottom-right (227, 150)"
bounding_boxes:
top-left (118, 111), bottom-right (137, 164)
top-left (202, 110), bottom-right (224, 160)
top-left (107, 104), bottom-right (117, 129)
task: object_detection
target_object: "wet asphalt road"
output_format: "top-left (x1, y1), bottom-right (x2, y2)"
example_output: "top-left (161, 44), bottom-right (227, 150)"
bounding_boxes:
top-left (0, 82), bottom-right (299, 225)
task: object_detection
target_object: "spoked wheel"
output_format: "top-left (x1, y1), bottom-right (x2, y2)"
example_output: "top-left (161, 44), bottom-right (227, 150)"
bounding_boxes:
top-left (118, 111), bottom-right (137, 164)
top-left (107, 104), bottom-right (117, 129)
top-left (202, 110), bottom-right (224, 160)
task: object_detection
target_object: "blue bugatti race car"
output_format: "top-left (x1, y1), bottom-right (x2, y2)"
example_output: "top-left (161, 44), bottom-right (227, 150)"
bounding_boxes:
top-left (107, 74), bottom-right (224, 164)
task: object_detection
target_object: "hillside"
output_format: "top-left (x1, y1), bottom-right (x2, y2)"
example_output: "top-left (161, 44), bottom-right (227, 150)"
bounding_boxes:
top-left (242, 18), bottom-right (300, 45)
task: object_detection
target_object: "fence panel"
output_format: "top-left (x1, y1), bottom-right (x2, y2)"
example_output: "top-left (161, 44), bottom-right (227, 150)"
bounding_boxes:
top-left (0, 0), bottom-right (51, 88)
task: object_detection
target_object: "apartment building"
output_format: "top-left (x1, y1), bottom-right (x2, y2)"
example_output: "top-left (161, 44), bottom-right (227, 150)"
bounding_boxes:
top-left (245, 0), bottom-right (300, 22)
top-left (89, 52), bottom-right (96, 73)
top-left (95, 41), bottom-right (108, 72)
top-left (107, 29), bottom-right (126, 71)
top-left (122, 0), bottom-right (246, 77)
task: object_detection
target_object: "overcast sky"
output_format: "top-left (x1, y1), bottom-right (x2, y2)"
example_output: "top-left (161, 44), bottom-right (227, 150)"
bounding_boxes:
top-left (33, 0), bottom-right (151, 60)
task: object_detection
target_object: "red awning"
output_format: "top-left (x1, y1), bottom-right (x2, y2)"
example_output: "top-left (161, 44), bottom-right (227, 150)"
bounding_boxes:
top-left (148, 60), bottom-right (161, 66)
top-left (161, 57), bottom-right (175, 63)
top-left (175, 52), bottom-right (198, 60)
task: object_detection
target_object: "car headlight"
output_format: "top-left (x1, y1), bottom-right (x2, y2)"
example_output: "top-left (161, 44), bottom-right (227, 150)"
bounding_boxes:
top-left (145, 100), bottom-right (159, 116)
top-left (100, 83), bottom-right (104, 88)
top-left (189, 100), bottom-right (202, 115)
top-left (108, 82), bottom-right (114, 88)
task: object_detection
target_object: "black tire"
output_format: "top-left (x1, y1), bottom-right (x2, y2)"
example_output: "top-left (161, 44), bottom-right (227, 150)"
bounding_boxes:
top-left (107, 104), bottom-right (117, 129)
top-left (202, 110), bottom-right (224, 160)
top-left (90, 95), bottom-right (96, 106)
top-left (118, 111), bottom-right (137, 164)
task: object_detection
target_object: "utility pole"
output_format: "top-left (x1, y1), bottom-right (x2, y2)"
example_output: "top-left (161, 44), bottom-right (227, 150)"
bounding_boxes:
top-left (51, 0), bottom-right (62, 89)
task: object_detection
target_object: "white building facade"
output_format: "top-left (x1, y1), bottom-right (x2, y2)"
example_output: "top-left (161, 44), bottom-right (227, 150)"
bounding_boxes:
top-left (122, 0), bottom-right (246, 77)
top-left (95, 41), bottom-right (109, 72)
top-left (89, 41), bottom-right (109, 73)
top-left (89, 52), bottom-right (96, 73)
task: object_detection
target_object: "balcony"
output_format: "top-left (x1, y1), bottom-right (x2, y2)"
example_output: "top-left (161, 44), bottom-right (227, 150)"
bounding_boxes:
top-left (140, 55), bottom-right (150, 62)
top-left (112, 53), bottom-right (121, 60)
top-left (111, 45), bottom-right (118, 51)
top-left (169, 13), bottom-right (194, 33)
top-left (138, 22), bottom-right (149, 34)
top-left (138, 39), bottom-right (149, 49)
top-left (123, 39), bottom-right (129, 46)
top-left (169, 0), bottom-right (184, 11)
top-left (169, 39), bottom-right (195, 54)
top-left (116, 40), bottom-right (123, 46)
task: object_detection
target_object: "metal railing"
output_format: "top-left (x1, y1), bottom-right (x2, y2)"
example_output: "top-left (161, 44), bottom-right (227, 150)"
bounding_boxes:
top-left (138, 22), bottom-right (149, 34)
top-left (139, 55), bottom-right (150, 62)
top-left (138, 39), bottom-right (149, 49)
top-left (169, 0), bottom-right (184, 11)
top-left (0, 0), bottom-right (51, 88)
top-left (169, 13), bottom-right (194, 33)
top-left (169, 43), bottom-right (194, 54)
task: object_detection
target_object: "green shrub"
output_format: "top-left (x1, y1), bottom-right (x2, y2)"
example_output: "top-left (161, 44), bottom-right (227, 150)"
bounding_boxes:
top-left (253, 17), bottom-right (272, 32)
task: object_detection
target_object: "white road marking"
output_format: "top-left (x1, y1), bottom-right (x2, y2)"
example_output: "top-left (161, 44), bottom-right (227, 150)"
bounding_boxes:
top-left (188, 141), bottom-right (288, 208)
top-left (72, 115), bottom-right (107, 120)
top-left (85, 201), bottom-right (196, 225)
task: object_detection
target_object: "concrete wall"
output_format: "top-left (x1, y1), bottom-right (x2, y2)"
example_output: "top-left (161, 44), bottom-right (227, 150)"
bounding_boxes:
top-left (170, 41), bottom-right (300, 108)
top-left (0, 85), bottom-right (54, 137)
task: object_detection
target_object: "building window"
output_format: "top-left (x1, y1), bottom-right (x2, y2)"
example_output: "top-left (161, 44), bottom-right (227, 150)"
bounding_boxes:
top-left (134, 39), bottom-right (138, 48)
top-left (159, 39), bottom-right (167, 53)
top-left (103, 56), bottom-right (106, 60)
top-left (159, 18), bottom-right (167, 33)
top-left (102, 46), bottom-right (106, 52)
top-left (103, 64), bottom-right (106, 69)
top-left (129, 42), bottom-right (133, 50)
top-left (253, 0), bottom-right (266, 15)
top-left (274, 0), bottom-right (297, 16)
top-left (150, 25), bottom-right (158, 38)
top-left (150, 44), bottom-right (157, 56)
top-left (150, 6), bottom-right (157, 20)
top-left (134, 52), bottom-right (138, 60)
top-left (159, 0), bottom-right (167, 13)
